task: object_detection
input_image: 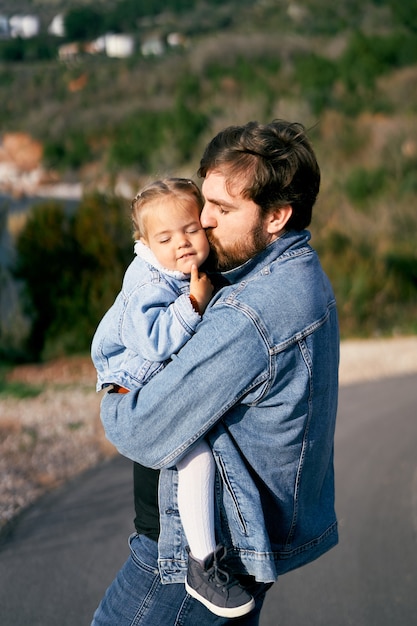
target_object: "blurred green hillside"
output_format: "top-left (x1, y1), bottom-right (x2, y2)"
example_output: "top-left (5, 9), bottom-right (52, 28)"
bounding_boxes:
top-left (0, 0), bottom-right (416, 361)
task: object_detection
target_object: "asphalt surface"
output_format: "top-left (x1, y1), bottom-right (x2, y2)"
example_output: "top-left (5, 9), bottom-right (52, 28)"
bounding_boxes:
top-left (0, 373), bottom-right (416, 626)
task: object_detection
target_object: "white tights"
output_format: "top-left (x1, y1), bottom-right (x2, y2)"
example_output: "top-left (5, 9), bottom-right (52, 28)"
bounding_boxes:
top-left (176, 439), bottom-right (217, 561)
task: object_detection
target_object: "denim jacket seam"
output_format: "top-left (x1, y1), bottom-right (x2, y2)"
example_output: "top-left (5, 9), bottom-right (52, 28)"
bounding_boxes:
top-left (221, 287), bottom-right (337, 361)
top-left (284, 338), bottom-right (313, 547)
top-left (270, 301), bottom-right (337, 355)
top-left (278, 521), bottom-right (339, 559)
top-left (171, 294), bottom-right (200, 336)
top-left (277, 245), bottom-right (313, 261)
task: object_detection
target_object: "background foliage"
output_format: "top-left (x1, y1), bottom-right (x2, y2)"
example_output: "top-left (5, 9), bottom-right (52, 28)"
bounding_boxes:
top-left (0, 0), bottom-right (416, 361)
top-left (13, 195), bottom-right (132, 361)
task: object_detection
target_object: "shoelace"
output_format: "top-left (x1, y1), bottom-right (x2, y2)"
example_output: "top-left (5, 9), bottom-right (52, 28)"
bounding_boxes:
top-left (206, 552), bottom-right (237, 591)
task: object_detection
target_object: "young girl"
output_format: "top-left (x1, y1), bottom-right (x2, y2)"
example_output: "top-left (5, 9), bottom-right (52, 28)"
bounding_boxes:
top-left (91, 178), bottom-right (254, 618)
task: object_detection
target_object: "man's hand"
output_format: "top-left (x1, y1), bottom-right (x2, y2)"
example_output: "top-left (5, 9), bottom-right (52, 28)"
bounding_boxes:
top-left (190, 264), bottom-right (214, 314)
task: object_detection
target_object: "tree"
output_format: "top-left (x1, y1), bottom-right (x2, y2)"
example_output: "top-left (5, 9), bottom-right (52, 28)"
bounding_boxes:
top-left (64, 7), bottom-right (106, 42)
top-left (381, 0), bottom-right (417, 34)
top-left (0, 206), bottom-right (30, 360)
top-left (14, 195), bottom-right (132, 360)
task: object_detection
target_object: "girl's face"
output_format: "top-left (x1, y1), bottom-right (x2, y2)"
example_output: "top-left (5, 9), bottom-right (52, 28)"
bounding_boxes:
top-left (141, 198), bottom-right (210, 273)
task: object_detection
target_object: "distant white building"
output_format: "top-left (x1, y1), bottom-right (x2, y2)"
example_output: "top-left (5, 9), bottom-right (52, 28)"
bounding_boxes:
top-left (141, 35), bottom-right (164, 57)
top-left (90, 33), bottom-right (135, 58)
top-left (48, 14), bottom-right (65, 37)
top-left (91, 35), bottom-right (107, 54)
top-left (167, 32), bottom-right (187, 49)
top-left (59, 34), bottom-right (135, 61)
top-left (9, 15), bottom-right (40, 39)
top-left (105, 34), bottom-right (135, 58)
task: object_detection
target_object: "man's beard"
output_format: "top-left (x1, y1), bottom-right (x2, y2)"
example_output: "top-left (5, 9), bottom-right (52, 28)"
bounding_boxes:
top-left (206, 223), bottom-right (270, 271)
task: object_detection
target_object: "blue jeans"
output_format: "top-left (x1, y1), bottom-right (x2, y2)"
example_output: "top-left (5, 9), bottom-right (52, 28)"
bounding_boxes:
top-left (91, 534), bottom-right (272, 626)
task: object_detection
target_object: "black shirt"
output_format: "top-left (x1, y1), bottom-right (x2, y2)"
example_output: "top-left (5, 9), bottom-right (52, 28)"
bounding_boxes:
top-left (133, 462), bottom-right (160, 541)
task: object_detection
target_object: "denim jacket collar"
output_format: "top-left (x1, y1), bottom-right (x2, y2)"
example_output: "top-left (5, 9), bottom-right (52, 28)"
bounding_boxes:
top-left (221, 230), bottom-right (311, 283)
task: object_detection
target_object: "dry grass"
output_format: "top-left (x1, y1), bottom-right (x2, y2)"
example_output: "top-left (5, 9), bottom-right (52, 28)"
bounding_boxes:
top-left (0, 356), bottom-right (116, 534)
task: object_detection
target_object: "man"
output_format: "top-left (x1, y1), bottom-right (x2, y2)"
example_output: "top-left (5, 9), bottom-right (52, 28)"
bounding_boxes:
top-left (92, 119), bottom-right (339, 625)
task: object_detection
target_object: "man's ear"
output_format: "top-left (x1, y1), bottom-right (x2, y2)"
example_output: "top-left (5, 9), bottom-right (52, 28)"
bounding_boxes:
top-left (265, 205), bottom-right (292, 235)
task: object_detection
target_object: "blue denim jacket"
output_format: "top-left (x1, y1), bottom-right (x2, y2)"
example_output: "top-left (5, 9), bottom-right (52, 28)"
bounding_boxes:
top-left (100, 230), bottom-right (339, 583)
top-left (91, 241), bottom-right (202, 392)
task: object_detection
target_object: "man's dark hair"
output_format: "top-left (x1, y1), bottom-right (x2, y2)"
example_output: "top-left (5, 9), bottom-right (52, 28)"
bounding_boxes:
top-left (198, 119), bottom-right (320, 230)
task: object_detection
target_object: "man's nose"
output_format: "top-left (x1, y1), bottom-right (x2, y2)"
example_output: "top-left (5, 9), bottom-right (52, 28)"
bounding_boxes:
top-left (200, 205), bottom-right (217, 228)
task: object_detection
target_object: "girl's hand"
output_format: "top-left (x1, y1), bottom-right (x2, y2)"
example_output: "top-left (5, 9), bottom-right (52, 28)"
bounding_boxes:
top-left (189, 264), bottom-right (214, 314)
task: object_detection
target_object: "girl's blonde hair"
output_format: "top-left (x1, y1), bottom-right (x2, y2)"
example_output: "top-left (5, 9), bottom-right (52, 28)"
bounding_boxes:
top-left (131, 177), bottom-right (204, 240)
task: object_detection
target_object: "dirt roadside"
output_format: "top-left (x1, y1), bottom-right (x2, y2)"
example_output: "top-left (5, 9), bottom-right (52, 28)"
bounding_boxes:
top-left (339, 336), bottom-right (417, 385)
top-left (1, 337), bottom-right (416, 535)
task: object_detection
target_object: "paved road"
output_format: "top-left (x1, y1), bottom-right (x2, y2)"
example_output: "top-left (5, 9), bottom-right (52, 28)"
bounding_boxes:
top-left (0, 374), bottom-right (416, 625)
top-left (260, 373), bottom-right (417, 626)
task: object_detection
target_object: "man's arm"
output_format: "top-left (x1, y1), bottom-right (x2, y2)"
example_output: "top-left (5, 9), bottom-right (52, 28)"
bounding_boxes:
top-left (100, 303), bottom-right (269, 469)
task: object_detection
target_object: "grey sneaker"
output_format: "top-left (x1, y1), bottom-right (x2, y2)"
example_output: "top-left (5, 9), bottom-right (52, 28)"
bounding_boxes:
top-left (185, 545), bottom-right (255, 618)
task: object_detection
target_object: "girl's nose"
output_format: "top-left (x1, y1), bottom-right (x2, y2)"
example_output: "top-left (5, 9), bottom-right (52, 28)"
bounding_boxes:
top-left (177, 234), bottom-right (191, 248)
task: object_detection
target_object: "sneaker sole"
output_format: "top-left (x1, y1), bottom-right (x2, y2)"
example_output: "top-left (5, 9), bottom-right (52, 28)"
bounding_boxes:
top-left (185, 581), bottom-right (256, 618)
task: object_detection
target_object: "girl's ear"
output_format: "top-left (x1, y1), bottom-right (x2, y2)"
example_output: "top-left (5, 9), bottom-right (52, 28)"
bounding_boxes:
top-left (140, 236), bottom-right (149, 247)
top-left (265, 205), bottom-right (293, 235)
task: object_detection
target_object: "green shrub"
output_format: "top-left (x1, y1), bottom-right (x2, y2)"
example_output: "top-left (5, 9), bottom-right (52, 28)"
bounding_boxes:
top-left (0, 38), bottom-right (25, 62)
top-left (43, 131), bottom-right (93, 170)
top-left (345, 167), bottom-right (387, 207)
top-left (0, 36), bottom-right (58, 63)
top-left (397, 156), bottom-right (417, 195)
top-left (294, 53), bottom-right (338, 115)
top-left (383, 0), bottom-right (417, 35)
top-left (108, 110), bottom-right (171, 171)
top-left (0, 372), bottom-right (42, 398)
top-left (109, 104), bottom-right (208, 171)
top-left (384, 251), bottom-right (417, 300)
top-left (316, 230), bottom-right (417, 337)
top-left (339, 31), bottom-right (417, 95)
top-left (14, 195), bottom-right (132, 361)
top-left (205, 55), bottom-right (280, 97)
top-left (64, 7), bottom-right (107, 42)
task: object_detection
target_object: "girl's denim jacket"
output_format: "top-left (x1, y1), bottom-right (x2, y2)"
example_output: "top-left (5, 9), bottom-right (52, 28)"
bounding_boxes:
top-left (91, 241), bottom-right (202, 392)
top-left (100, 230), bottom-right (340, 584)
